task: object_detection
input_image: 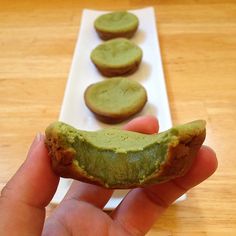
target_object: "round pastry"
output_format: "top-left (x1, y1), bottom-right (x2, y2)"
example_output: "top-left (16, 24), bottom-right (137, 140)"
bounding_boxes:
top-left (90, 38), bottom-right (143, 77)
top-left (94, 11), bottom-right (139, 40)
top-left (84, 77), bottom-right (147, 123)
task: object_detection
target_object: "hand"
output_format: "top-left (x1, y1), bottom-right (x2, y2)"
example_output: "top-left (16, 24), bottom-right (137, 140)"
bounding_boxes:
top-left (0, 116), bottom-right (217, 236)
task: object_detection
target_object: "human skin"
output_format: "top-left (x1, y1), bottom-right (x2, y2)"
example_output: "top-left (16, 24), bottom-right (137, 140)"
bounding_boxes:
top-left (0, 115), bottom-right (217, 236)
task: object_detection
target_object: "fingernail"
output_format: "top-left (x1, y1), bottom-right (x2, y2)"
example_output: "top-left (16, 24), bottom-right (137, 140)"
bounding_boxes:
top-left (36, 132), bottom-right (43, 142)
top-left (33, 132), bottom-right (43, 145)
top-left (29, 133), bottom-right (43, 153)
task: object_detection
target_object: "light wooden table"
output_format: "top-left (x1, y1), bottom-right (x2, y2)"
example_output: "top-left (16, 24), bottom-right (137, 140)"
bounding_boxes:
top-left (0, 0), bottom-right (235, 235)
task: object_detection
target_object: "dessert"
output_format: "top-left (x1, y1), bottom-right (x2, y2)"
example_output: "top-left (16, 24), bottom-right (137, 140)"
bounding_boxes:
top-left (84, 77), bottom-right (147, 123)
top-left (94, 11), bottom-right (139, 40)
top-left (45, 120), bottom-right (206, 189)
top-left (90, 38), bottom-right (142, 77)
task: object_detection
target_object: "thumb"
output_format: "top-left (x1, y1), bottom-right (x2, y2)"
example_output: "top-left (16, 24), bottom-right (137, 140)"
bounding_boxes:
top-left (0, 134), bottom-right (59, 235)
top-left (1, 133), bottom-right (59, 207)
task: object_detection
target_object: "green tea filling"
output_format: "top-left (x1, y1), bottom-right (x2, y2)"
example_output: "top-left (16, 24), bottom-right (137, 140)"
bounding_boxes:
top-left (45, 120), bottom-right (205, 188)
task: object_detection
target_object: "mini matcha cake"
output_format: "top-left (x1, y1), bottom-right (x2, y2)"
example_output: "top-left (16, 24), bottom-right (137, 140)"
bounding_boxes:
top-left (94, 11), bottom-right (139, 40)
top-left (84, 77), bottom-right (147, 123)
top-left (45, 120), bottom-right (206, 189)
top-left (90, 38), bottom-right (142, 77)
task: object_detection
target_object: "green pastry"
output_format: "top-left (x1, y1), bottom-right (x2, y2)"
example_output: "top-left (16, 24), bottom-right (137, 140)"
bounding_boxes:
top-left (90, 38), bottom-right (142, 77)
top-left (94, 11), bottom-right (139, 40)
top-left (45, 120), bottom-right (206, 189)
top-left (84, 77), bottom-right (147, 123)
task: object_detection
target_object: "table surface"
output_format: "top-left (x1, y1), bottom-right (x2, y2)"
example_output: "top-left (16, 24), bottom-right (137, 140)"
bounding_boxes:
top-left (0, 0), bottom-right (235, 235)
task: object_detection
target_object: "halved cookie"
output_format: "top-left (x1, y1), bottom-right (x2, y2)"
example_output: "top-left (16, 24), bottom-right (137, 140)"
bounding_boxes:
top-left (90, 38), bottom-right (142, 77)
top-left (94, 11), bottom-right (139, 40)
top-left (45, 120), bottom-right (206, 189)
top-left (84, 77), bottom-right (147, 123)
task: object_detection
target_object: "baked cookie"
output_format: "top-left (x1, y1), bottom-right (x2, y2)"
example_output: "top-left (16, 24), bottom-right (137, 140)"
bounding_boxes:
top-left (84, 77), bottom-right (147, 123)
top-left (90, 38), bottom-right (142, 77)
top-left (45, 120), bottom-right (206, 189)
top-left (94, 11), bottom-right (139, 40)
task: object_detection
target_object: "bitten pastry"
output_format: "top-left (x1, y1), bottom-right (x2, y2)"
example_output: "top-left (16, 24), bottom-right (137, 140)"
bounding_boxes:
top-left (84, 77), bottom-right (147, 123)
top-left (45, 120), bottom-right (206, 189)
top-left (94, 11), bottom-right (139, 40)
top-left (90, 38), bottom-right (142, 77)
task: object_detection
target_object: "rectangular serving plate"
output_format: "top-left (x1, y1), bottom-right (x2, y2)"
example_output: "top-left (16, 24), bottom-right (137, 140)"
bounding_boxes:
top-left (51, 7), bottom-right (185, 209)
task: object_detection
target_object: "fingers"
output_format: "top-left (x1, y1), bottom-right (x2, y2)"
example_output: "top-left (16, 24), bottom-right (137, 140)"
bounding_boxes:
top-left (62, 115), bottom-right (159, 208)
top-left (0, 134), bottom-right (59, 235)
top-left (123, 115), bottom-right (159, 134)
top-left (63, 181), bottom-right (113, 209)
top-left (173, 146), bottom-right (217, 189)
top-left (1, 134), bottom-right (59, 208)
top-left (111, 146), bottom-right (217, 235)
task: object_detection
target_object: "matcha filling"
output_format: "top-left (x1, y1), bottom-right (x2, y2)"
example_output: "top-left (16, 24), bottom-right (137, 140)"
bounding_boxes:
top-left (46, 120), bottom-right (205, 188)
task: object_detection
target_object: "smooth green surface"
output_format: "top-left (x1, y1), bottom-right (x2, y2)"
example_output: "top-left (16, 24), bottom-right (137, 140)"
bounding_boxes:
top-left (94, 11), bottom-right (138, 33)
top-left (85, 78), bottom-right (147, 115)
top-left (90, 38), bottom-right (142, 68)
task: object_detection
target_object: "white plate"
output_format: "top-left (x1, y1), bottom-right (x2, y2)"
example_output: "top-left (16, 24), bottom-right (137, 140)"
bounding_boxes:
top-left (51, 7), bottom-right (182, 209)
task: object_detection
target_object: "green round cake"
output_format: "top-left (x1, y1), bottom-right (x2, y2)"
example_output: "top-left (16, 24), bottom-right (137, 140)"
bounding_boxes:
top-left (94, 11), bottom-right (139, 40)
top-left (90, 38), bottom-right (143, 77)
top-left (84, 77), bottom-right (147, 123)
